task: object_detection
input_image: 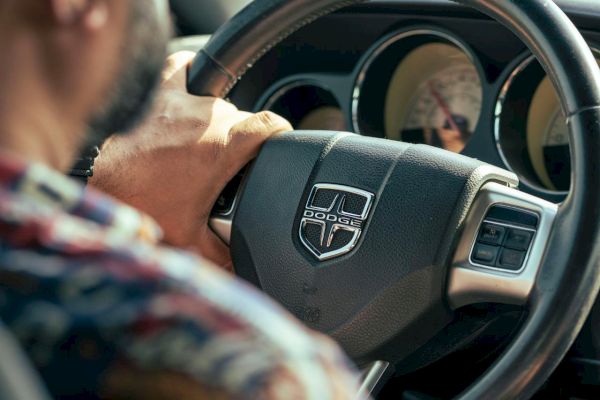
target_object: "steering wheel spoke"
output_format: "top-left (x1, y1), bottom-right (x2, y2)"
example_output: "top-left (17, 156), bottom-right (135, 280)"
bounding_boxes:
top-left (210, 214), bottom-right (233, 245)
top-left (209, 168), bottom-right (247, 245)
top-left (358, 361), bottom-right (392, 398)
top-left (448, 182), bottom-right (558, 309)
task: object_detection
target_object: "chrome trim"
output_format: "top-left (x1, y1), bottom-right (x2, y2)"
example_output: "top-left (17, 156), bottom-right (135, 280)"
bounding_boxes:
top-left (448, 182), bottom-right (558, 309)
top-left (467, 217), bottom-right (537, 274)
top-left (328, 223), bottom-right (359, 247)
top-left (301, 218), bottom-right (327, 247)
top-left (306, 184), bottom-right (375, 220)
top-left (209, 217), bottom-right (232, 245)
top-left (300, 184), bottom-right (375, 261)
top-left (493, 47), bottom-right (600, 196)
top-left (357, 361), bottom-right (390, 398)
top-left (300, 219), bottom-right (361, 261)
top-left (305, 192), bottom-right (339, 213)
top-left (351, 28), bottom-right (482, 135)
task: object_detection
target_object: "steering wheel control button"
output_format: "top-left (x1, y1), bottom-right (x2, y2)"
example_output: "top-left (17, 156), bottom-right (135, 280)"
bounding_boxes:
top-left (504, 228), bottom-right (534, 251)
top-left (299, 184), bottom-right (374, 261)
top-left (471, 243), bottom-right (500, 266)
top-left (497, 248), bottom-right (527, 271)
top-left (467, 204), bottom-right (540, 271)
top-left (478, 223), bottom-right (506, 245)
top-left (212, 170), bottom-right (245, 216)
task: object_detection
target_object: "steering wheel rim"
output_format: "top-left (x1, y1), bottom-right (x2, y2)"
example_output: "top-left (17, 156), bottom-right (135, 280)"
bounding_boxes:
top-left (190, 1), bottom-right (600, 398)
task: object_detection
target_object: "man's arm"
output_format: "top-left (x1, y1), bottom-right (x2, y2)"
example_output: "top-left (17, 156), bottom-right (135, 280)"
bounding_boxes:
top-left (79, 52), bottom-right (363, 398)
top-left (0, 202), bottom-right (361, 399)
top-left (90, 51), bottom-right (292, 269)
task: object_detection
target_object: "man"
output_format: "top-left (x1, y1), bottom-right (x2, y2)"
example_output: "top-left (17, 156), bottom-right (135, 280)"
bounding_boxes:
top-left (0, 0), bottom-right (361, 398)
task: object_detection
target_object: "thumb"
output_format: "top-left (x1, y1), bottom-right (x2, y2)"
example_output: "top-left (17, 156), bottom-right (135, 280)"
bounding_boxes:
top-left (162, 51), bottom-right (198, 91)
top-left (225, 111), bottom-right (293, 175)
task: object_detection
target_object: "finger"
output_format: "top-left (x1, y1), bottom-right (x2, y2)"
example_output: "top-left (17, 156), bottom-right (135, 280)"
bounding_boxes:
top-left (162, 51), bottom-right (197, 89)
top-left (225, 111), bottom-right (293, 174)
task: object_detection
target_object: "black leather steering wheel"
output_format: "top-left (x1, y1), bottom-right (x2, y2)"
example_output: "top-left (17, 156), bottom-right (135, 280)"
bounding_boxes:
top-left (189, 1), bottom-right (600, 398)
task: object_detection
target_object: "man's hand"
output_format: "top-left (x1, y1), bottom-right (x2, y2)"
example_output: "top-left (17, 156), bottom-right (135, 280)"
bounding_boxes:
top-left (90, 52), bottom-right (292, 271)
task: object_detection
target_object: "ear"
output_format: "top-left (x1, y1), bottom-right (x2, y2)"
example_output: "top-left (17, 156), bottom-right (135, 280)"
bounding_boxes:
top-left (49, 0), bottom-right (108, 30)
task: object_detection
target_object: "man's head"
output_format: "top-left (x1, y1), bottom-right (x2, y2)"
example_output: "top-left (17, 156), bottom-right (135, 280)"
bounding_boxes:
top-left (87, 0), bottom-right (170, 148)
top-left (0, 0), bottom-right (171, 169)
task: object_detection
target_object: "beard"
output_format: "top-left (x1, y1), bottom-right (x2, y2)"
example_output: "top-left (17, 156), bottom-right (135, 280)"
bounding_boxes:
top-left (83, 0), bottom-right (170, 149)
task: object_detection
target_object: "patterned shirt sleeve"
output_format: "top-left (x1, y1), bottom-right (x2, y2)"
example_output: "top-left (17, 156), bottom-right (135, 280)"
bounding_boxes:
top-left (0, 157), bottom-right (364, 399)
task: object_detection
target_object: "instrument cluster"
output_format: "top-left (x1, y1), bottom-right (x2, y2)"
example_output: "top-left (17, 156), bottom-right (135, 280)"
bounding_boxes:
top-left (352, 29), bottom-right (484, 155)
top-left (254, 26), bottom-right (600, 202)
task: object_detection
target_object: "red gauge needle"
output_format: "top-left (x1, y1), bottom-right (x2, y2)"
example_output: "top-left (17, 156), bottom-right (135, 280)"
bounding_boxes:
top-left (428, 80), bottom-right (462, 134)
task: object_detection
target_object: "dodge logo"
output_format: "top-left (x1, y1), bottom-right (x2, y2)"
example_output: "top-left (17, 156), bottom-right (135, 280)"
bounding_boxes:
top-left (299, 184), bottom-right (374, 261)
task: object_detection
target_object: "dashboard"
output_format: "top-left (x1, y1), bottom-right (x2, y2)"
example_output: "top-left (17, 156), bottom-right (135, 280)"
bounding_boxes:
top-left (229, 0), bottom-right (600, 204)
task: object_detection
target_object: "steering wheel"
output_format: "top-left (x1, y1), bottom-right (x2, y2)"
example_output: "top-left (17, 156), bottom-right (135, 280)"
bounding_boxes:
top-left (189, 0), bottom-right (600, 398)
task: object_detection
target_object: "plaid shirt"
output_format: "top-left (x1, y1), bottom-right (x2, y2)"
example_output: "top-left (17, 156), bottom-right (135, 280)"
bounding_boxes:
top-left (0, 153), bottom-right (362, 399)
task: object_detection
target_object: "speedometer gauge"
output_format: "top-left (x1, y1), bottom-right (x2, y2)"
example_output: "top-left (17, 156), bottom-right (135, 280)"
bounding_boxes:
top-left (544, 111), bottom-right (569, 147)
top-left (527, 64), bottom-right (597, 192)
top-left (385, 43), bottom-right (482, 153)
top-left (497, 50), bottom-right (599, 195)
top-left (541, 111), bottom-right (571, 190)
top-left (531, 52), bottom-right (600, 192)
top-left (403, 65), bottom-right (481, 153)
top-left (526, 76), bottom-right (571, 191)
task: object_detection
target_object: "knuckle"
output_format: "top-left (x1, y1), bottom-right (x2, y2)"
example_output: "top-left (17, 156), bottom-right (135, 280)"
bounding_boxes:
top-left (255, 110), bottom-right (277, 126)
top-left (224, 112), bottom-right (292, 161)
top-left (253, 111), bottom-right (293, 133)
top-left (255, 111), bottom-right (279, 127)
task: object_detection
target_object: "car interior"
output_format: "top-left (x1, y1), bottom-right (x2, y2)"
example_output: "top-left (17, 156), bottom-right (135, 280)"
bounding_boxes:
top-left (3, 0), bottom-right (600, 399)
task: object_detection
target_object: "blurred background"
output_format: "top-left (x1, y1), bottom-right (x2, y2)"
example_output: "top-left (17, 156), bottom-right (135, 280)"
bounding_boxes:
top-left (170, 0), bottom-right (252, 35)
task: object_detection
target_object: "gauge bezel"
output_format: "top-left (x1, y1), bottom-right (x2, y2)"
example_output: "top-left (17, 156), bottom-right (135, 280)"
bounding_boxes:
top-left (254, 79), bottom-right (344, 130)
top-left (494, 46), bottom-right (600, 196)
top-left (351, 27), bottom-right (486, 146)
top-left (255, 79), bottom-right (338, 112)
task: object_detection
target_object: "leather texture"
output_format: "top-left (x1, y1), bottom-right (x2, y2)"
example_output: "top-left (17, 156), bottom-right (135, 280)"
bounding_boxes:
top-left (232, 132), bottom-right (516, 364)
top-left (190, 0), bottom-right (600, 398)
top-left (187, 0), bottom-right (367, 98)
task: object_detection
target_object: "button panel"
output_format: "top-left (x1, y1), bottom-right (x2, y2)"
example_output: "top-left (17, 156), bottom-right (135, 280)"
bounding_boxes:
top-left (469, 206), bottom-right (538, 272)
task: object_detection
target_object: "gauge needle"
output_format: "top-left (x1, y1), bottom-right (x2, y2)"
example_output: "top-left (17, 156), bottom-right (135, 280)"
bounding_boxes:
top-left (428, 80), bottom-right (462, 134)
